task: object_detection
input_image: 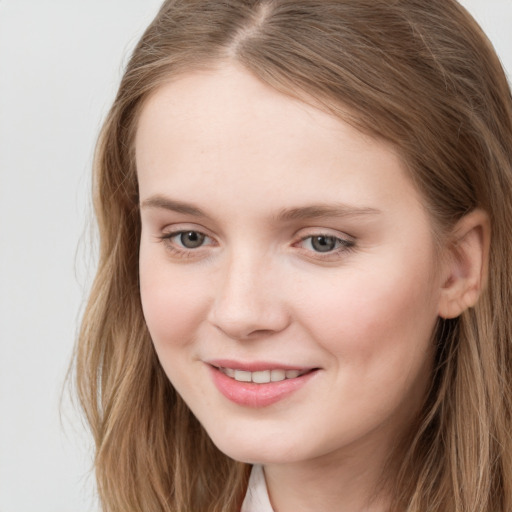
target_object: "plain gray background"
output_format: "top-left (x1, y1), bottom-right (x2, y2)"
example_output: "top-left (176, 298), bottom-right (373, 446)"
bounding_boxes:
top-left (0, 1), bottom-right (510, 511)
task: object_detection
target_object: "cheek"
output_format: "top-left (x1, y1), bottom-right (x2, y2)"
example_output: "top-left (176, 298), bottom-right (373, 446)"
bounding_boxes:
top-left (293, 265), bottom-right (439, 437)
top-left (139, 254), bottom-right (208, 350)
top-left (294, 256), bottom-right (439, 369)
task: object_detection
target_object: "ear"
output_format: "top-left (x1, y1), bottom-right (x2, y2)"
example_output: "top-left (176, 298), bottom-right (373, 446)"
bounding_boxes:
top-left (438, 209), bottom-right (490, 319)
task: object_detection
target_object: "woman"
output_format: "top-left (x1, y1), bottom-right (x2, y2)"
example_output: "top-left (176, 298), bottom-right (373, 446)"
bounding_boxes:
top-left (75, 1), bottom-right (512, 510)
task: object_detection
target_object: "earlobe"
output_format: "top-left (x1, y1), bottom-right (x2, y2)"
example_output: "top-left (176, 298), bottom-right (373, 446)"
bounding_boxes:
top-left (438, 209), bottom-right (490, 319)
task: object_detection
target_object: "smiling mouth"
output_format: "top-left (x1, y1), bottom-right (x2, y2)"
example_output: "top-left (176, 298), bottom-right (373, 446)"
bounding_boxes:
top-left (209, 364), bottom-right (319, 407)
top-left (217, 367), bottom-right (314, 384)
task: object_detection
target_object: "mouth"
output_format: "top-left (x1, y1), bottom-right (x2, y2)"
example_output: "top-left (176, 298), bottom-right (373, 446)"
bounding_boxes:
top-left (208, 362), bottom-right (320, 407)
top-left (216, 366), bottom-right (313, 384)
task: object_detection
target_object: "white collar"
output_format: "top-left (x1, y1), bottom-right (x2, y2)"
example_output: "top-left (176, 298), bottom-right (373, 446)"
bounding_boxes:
top-left (240, 465), bottom-right (274, 512)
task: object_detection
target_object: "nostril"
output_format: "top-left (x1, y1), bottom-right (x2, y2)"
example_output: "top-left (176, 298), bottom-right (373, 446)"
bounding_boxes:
top-left (212, 323), bottom-right (278, 341)
top-left (208, 302), bottom-right (291, 340)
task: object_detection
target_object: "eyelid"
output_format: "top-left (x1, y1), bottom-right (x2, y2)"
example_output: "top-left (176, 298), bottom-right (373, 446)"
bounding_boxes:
top-left (292, 228), bottom-right (356, 259)
top-left (159, 222), bottom-right (216, 239)
top-left (157, 224), bottom-right (218, 258)
top-left (293, 226), bottom-right (355, 243)
top-left (165, 230), bottom-right (213, 246)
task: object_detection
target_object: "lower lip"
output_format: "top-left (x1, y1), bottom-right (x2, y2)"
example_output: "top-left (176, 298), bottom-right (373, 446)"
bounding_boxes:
top-left (209, 366), bottom-right (318, 408)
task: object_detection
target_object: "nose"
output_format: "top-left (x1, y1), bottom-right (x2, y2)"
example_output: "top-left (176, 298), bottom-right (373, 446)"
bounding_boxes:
top-left (207, 251), bottom-right (291, 340)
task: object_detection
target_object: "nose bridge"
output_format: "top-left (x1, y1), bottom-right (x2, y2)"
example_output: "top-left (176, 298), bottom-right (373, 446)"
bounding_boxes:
top-left (208, 244), bottom-right (289, 339)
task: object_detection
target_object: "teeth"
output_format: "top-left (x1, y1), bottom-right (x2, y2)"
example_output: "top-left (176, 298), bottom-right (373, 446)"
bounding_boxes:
top-left (252, 370), bottom-right (271, 383)
top-left (271, 369), bottom-right (286, 382)
top-left (234, 370), bottom-right (252, 382)
top-left (224, 368), bottom-right (235, 378)
top-left (220, 367), bottom-right (307, 383)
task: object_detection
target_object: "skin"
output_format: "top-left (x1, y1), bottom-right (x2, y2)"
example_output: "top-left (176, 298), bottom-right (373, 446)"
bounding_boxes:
top-left (136, 63), bottom-right (451, 512)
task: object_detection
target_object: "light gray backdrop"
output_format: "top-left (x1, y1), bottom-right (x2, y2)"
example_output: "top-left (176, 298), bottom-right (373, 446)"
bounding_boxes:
top-left (0, 1), bottom-right (510, 511)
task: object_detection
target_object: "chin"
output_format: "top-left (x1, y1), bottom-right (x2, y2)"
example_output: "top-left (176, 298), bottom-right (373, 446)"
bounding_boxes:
top-left (204, 423), bottom-right (312, 465)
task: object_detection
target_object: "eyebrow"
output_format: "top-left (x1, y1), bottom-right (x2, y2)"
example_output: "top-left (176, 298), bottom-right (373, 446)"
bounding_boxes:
top-left (140, 196), bottom-right (207, 216)
top-left (274, 204), bottom-right (381, 221)
top-left (140, 194), bottom-right (381, 220)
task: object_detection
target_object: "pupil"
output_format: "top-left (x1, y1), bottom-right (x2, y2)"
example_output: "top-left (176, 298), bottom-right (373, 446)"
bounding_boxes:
top-left (312, 236), bottom-right (336, 252)
top-left (180, 231), bottom-right (204, 248)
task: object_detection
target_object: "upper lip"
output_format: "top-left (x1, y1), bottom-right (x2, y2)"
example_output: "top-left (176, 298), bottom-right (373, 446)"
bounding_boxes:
top-left (206, 359), bottom-right (317, 372)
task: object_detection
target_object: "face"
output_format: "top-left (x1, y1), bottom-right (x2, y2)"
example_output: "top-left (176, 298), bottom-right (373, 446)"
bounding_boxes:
top-left (136, 64), bottom-right (442, 468)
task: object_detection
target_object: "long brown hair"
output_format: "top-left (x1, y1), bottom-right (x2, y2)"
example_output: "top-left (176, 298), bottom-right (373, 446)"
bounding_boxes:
top-left (74, 1), bottom-right (512, 510)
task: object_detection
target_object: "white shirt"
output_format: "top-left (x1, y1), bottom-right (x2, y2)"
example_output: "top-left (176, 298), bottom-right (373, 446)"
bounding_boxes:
top-left (240, 465), bottom-right (274, 512)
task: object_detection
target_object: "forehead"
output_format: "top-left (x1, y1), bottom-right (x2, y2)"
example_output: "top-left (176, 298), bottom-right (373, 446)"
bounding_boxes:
top-left (135, 63), bottom-right (424, 222)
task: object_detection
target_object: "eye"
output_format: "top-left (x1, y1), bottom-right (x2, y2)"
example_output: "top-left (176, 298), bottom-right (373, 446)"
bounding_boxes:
top-left (307, 235), bottom-right (339, 253)
top-left (159, 229), bottom-right (214, 255)
top-left (296, 233), bottom-right (355, 256)
top-left (175, 230), bottom-right (207, 249)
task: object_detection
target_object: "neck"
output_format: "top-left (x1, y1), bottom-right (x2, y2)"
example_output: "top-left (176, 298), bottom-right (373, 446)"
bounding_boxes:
top-left (262, 433), bottom-right (397, 512)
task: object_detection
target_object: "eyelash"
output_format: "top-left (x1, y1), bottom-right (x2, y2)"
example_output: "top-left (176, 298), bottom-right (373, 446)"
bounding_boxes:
top-left (295, 234), bottom-right (356, 260)
top-left (159, 230), bottom-right (215, 258)
top-left (158, 230), bottom-right (356, 261)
